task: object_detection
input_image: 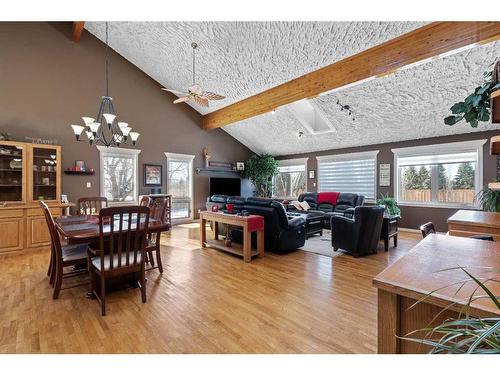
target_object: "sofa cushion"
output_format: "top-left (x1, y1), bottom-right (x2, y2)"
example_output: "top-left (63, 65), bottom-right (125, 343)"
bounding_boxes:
top-left (337, 193), bottom-right (358, 206)
top-left (299, 192), bottom-right (318, 204)
top-left (334, 204), bottom-right (352, 212)
top-left (246, 197), bottom-right (273, 207)
top-left (227, 196), bottom-right (246, 205)
top-left (210, 194), bottom-right (229, 203)
top-left (317, 203), bottom-right (334, 212)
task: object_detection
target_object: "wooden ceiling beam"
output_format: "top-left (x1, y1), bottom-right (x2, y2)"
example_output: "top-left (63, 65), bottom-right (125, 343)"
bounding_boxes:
top-left (71, 22), bottom-right (85, 43)
top-left (202, 22), bottom-right (500, 130)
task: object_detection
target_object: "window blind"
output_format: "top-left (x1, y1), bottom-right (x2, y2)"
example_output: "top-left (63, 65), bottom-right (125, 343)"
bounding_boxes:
top-left (318, 156), bottom-right (376, 199)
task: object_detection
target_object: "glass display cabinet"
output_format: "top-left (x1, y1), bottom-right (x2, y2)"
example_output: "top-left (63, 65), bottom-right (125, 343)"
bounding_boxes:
top-left (0, 141), bottom-right (67, 254)
top-left (0, 142), bottom-right (26, 203)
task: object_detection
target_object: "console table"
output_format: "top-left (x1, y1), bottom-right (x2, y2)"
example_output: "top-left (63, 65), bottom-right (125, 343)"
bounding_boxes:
top-left (199, 211), bottom-right (265, 262)
top-left (448, 209), bottom-right (500, 241)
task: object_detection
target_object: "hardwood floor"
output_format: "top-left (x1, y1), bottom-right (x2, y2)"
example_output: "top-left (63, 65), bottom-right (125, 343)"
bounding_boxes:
top-left (0, 223), bottom-right (421, 353)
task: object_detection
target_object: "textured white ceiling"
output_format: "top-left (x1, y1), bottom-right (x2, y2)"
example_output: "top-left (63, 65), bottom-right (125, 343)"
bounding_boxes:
top-left (84, 22), bottom-right (500, 155)
top-left (84, 21), bottom-right (425, 115)
top-left (224, 41), bottom-right (500, 155)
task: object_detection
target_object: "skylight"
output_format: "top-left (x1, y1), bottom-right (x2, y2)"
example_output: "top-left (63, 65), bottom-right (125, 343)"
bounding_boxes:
top-left (287, 99), bottom-right (337, 135)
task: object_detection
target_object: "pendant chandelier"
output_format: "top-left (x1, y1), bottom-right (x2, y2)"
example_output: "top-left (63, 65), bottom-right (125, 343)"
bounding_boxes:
top-left (70, 22), bottom-right (140, 147)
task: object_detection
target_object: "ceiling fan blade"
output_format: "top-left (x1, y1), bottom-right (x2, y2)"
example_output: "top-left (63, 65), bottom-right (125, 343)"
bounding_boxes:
top-left (194, 95), bottom-right (209, 107)
top-left (162, 88), bottom-right (189, 96)
top-left (202, 91), bottom-right (226, 101)
top-left (173, 96), bottom-right (191, 104)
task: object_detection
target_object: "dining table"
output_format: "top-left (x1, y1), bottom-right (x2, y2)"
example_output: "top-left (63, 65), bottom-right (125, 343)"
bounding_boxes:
top-left (55, 214), bottom-right (171, 244)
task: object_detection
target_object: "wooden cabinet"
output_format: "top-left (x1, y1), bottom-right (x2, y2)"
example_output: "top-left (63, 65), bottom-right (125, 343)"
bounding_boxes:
top-left (0, 141), bottom-right (71, 254)
top-left (0, 209), bottom-right (24, 253)
top-left (0, 141), bottom-right (61, 204)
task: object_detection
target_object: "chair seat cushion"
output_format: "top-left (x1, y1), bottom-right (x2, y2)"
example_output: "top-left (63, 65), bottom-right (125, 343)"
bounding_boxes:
top-left (91, 253), bottom-right (143, 271)
top-left (62, 243), bottom-right (88, 262)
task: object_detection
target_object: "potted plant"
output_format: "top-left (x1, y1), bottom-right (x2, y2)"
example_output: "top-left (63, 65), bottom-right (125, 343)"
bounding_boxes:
top-left (444, 60), bottom-right (500, 128)
top-left (475, 183), bottom-right (500, 212)
top-left (376, 193), bottom-right (401, 216)
top-left (242, 154), bottom-right (279, 197)
top-left (402, 267), bottom-right (500, 354)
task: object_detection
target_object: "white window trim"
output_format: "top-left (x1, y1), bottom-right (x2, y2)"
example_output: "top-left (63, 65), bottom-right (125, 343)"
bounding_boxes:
top-left (273, 157), bottom-right (308, 199)
top-left (392, 139), bottom-right (486, 209)
top-left (164, 152), bottom-right (195, 223)
top-left (316, 150), bottom-right (379, 201)
top-left (97, 145), bottom-right (141, 205)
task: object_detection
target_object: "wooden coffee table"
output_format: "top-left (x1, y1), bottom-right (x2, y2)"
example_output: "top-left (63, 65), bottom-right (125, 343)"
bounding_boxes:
top-left (199, 211), bottom-right (265, 262)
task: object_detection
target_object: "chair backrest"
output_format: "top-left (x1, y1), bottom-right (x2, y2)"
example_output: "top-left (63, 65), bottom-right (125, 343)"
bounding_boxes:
top-left (98, 206), bottom-right (150, 272)
top-left (355, 206), bottom-right (385, 251)
top-left (147, 196), bottom-right (168, 222)
top-left (420, 222), bottom-right (436, 238)
top-left (78, 197), bottom-right (108, 215)
top-left (40, 201), bottom-right (63, 263)
top-left (139, 195), bottom-right (151, 207)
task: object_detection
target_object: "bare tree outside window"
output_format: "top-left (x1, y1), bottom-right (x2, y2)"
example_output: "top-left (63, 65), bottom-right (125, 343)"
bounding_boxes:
top-left (273, 166), bottom-right (306, 198)
top-left (103, 155), bottom-right (135, 202)
top-left (167, 159), bottom-right (192, 219)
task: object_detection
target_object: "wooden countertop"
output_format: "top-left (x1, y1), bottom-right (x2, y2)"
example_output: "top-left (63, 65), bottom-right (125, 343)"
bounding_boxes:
top-left (447, 209), bottom-right (500, 229)
top-left (373, 234), bottom-right (500, 317)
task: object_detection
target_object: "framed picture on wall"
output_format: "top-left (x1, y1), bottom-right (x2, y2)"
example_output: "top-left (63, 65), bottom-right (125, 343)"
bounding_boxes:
top-left (144, 164), bottom-right (162, 186)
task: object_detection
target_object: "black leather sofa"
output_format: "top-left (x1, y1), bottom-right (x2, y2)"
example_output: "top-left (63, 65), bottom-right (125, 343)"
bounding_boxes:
top-left (206, 195), bottom-right (306, 253)
top-left (331, 206), bottom-right (385, 257)
top-left (291, 192), bottom-right (365, 228)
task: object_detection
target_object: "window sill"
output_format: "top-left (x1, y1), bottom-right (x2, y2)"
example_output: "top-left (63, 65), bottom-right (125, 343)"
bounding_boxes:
top-left (397, 202), bottom-right (480, 210)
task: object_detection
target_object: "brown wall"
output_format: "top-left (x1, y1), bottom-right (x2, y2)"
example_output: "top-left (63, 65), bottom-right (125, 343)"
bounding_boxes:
top-left (278, 131), bottom-right (500, 231)
top-left (0, 22), bottom-right (252, 217)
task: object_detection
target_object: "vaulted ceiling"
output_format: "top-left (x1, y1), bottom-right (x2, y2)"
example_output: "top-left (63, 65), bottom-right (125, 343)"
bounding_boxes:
top-left (85, 22), bottom-right (500, 155)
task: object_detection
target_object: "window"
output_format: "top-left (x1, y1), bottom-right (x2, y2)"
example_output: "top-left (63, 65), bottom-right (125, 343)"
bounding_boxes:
top-left (393, 140), bottom-right (486, 208)
top-left (97, 146), bottom-right (140, 204)
top-left (317, 151), bottom-right (378, 199)
top-left (273, 158), bottom-right (308, 198)
top-left (165, 152), bottom-right (194, 221)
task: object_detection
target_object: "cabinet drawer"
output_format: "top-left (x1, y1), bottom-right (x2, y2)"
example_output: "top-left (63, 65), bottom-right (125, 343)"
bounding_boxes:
top-left (0, 209), bottom-right (24, 219)
top-left (27, 207), bottom-right (61, 217)
top-left (0, 218), bottom-right (24, 252)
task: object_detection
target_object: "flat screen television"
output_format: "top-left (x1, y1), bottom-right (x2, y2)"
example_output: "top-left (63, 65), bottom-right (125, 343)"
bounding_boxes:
top-left (209, 177), bottom-right (241, 197)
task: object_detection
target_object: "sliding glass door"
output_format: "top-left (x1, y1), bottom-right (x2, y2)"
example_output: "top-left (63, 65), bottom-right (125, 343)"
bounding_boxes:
top-left (165, 152), bottom-right (194, 221)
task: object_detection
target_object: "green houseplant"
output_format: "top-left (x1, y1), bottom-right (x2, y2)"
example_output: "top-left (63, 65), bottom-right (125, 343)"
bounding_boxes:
top-left (376, 193), bottom-right (401, 216)
top-left (444, 62), bottom-right (500, 128)
top-left (402, 267), bottom-right (500, 354)
top-left (475, 184), bottom-right (500, 212)
top-left (243, 154), bottom-right (279, 197)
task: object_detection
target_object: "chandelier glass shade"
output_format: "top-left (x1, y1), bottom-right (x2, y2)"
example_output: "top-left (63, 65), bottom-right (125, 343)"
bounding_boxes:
top-left (70, 22), bottom-right (139, 147)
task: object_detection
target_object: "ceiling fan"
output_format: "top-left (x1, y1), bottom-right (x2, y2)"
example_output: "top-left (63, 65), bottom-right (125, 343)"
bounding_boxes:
top-left (162, 42), bottom-right (225, 107)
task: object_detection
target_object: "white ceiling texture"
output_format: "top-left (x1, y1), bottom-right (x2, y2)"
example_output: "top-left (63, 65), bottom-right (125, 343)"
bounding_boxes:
top-left (85, 22), bottom-right (500, 155)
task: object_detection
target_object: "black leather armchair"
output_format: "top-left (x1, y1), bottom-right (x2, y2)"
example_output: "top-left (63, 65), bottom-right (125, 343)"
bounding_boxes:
top-left (331, 206), bottom-right (385, 257)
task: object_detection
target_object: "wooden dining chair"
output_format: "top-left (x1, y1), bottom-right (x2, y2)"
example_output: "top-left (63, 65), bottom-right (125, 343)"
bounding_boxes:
top-left (145, 196), bottom-right (170, 273)
top-left (88, 205), bottom-right (150, 316)
top-left (40, 201), bottom-right (89, 299)
top-left (139, 195), bottom-right (151, 207)
top-left (78, 197), bottom-right (108, 215)
top-left (420, 221), bottom-right (494, 241)
top-left (419, 222), bottom-right (436, 238)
